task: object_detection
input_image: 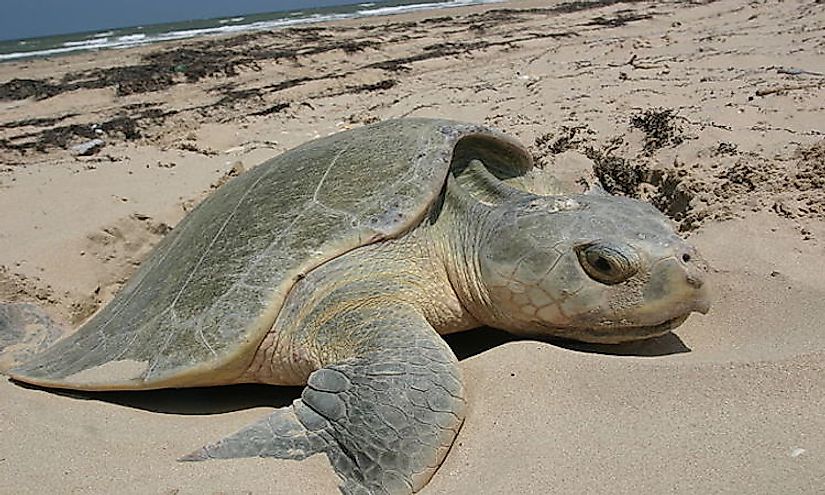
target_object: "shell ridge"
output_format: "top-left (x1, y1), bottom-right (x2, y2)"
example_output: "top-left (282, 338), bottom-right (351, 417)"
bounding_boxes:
top-left (167, 167), bottom-right (270, 312)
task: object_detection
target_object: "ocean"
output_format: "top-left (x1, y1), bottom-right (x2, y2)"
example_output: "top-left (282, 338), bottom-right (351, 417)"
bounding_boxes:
top-left (0, 0), bottom-right (505, 63)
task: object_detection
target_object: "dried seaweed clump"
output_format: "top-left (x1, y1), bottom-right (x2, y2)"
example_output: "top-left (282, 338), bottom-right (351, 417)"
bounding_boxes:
top-left (629, 108), bottom-right (685, 153)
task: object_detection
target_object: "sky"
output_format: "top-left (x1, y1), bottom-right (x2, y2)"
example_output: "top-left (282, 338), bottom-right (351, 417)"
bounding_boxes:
top-left (0, 0), bottom-right (379, 41)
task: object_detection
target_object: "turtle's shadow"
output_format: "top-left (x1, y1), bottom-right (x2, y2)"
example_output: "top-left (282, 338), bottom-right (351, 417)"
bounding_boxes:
top-left (444, 326), bottom-right (692, 360)
top-left (11, 328), bottom-right (689, 416)
top-left (13, 380), bottom-right (302, 416)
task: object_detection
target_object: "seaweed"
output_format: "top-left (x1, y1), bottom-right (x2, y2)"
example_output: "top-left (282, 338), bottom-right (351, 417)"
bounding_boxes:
top-left (629, 108), bottom-right (685, 153)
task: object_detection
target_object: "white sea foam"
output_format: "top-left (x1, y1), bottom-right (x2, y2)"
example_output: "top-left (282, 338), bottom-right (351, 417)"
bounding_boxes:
top-left (63, 37), bottom-right (110, 48)
top-left (0, 0), bottom-right (505, 62)
top-left (358, 0), bottom-right (503, 17)
top-left (117, 34), bottom-right (147, 42)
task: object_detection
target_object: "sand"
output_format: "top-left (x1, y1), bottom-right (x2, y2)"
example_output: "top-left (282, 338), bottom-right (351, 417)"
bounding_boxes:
top-left (1, 0), bottom-right (824, 493)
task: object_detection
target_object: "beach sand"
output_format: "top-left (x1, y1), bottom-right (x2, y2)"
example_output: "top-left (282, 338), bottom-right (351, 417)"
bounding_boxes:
top-left (1, 0), bottom-right (824, 493)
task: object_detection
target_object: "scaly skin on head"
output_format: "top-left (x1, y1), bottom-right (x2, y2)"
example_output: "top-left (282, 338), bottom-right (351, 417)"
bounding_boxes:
top-left (432, 164), bottom-right (710, 344)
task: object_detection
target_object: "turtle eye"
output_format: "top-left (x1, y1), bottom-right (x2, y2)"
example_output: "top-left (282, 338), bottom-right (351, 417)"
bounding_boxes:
top-left (575, 241), bottom-right (640, 285)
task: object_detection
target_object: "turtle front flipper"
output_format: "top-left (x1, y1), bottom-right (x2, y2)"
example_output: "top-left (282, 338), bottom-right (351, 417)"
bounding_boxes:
top-left (179, 404), bottom-right (328, 461)
top-left (183, 305), bottom-right (466, 495)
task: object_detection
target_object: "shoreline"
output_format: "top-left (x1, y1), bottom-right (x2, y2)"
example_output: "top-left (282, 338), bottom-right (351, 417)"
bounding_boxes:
top-left (0, 0), bottom-right (513, 63)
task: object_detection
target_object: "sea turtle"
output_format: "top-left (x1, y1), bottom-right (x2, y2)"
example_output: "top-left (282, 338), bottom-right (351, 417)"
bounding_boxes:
top-left (3, 118), bottom-right (709, 494)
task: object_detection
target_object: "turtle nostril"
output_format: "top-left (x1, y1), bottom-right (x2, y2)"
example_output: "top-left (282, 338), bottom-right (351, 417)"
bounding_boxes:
top-left (681, 253), bottom-right (692, 263)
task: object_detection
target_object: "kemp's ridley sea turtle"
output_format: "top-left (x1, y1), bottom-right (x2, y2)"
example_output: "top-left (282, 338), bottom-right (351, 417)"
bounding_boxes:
top-left (2, 119), bottom-right (709, 494)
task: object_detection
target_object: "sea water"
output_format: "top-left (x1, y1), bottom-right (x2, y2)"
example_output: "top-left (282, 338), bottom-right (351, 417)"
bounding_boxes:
top-left (0, 0), bottom-right (505, 62)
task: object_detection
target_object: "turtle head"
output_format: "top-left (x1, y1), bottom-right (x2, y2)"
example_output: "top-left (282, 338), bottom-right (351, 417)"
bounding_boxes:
top-left (476, 193), bottom-right (710, 343)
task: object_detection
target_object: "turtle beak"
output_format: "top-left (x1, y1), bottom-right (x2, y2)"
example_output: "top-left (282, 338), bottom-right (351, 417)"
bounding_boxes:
top-left (692, 291), bottom-right (711, 315)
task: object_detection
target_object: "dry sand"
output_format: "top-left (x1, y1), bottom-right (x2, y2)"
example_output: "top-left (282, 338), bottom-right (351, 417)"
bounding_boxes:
top-left (1, 0), bottom-right (824, 493)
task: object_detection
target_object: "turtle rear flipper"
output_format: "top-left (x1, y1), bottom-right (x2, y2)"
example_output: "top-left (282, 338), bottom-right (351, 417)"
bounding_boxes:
top-left (182, 306), bottom-right (465, 495)
top-left (0, 303), bottom-right (64, 372)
